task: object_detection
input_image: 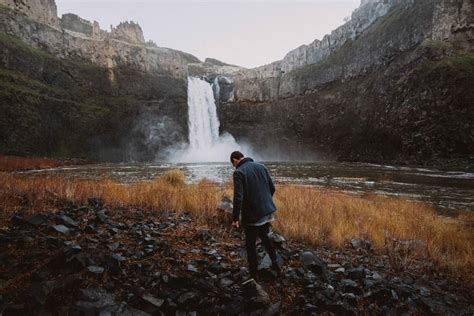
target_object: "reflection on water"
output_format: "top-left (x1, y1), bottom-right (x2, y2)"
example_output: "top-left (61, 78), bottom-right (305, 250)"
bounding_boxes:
top-left (21, 161), bottom-right (474, 214)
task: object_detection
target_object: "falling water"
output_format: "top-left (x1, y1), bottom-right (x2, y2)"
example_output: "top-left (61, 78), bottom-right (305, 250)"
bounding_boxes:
top-left (169, 77), bottom-right (245, 162)
top-left (187, 77), bottom-right (220, 150)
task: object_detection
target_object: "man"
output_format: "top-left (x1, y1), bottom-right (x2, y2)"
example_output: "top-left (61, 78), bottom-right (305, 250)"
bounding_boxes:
top-left (230, 151), bottom-right (281, 281)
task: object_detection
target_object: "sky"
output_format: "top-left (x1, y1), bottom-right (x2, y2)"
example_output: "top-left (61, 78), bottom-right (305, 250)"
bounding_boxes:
top-left (56, 0), bottom-right (361, 68)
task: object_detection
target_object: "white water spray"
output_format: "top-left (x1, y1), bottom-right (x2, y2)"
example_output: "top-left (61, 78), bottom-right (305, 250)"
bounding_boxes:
top-left (169, 77), bottom-right (247, 162)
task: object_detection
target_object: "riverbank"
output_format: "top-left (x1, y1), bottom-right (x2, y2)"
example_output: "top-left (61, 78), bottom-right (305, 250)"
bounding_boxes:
top-left (0, 155), bottom-right (92, 172)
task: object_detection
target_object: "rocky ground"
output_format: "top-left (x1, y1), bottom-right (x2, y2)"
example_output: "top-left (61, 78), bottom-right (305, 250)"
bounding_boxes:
top-left (0, 200), bottom-right (473, 315)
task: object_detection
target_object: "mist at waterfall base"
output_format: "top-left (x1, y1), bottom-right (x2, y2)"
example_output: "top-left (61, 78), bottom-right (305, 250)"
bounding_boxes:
top-left (168, 77), bottom-right (255, 163)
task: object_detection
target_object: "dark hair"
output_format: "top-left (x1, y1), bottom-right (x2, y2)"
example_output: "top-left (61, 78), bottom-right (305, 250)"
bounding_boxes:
top-left (230, 151), bottom-right (244, 162)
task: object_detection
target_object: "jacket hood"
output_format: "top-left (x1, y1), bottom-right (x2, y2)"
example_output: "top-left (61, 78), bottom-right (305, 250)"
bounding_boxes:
top-left (237, 157), bottom-right (254, 169)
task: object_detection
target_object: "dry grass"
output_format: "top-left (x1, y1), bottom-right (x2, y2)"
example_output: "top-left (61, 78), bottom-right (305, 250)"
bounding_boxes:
top-left (271, 185), bottom-right (474, 281)
top-left (0, 170), bottom-right (473, 282)
top-left (0, 170), bottom-right (221, 225)
top-left (0, 155), bottom-right (90, 172)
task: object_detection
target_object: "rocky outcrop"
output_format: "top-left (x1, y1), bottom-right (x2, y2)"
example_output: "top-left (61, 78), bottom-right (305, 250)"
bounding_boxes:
top-left (110, 21), bottom-right (145, 45)
top-left (217, 0), bottom-right (474, 164)
top-left (0, 0), bottom-right (200, 79)
top-left (220, 0), bottom-right (473, 103)
top-left (1, 0), bottom-right (59, 27)
top-left (0, 1), bottom-right (197, 160)
top-left (432, 0), bottom-right (474, 44)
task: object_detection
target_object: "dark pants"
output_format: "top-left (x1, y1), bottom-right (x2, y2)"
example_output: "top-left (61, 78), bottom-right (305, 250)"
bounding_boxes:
top-left (244, 223), bottom-right (278, 278)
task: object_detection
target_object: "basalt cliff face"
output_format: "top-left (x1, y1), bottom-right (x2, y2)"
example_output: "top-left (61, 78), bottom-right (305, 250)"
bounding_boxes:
top-left (216, 0), bottom-right (474, 164)
top-left (0, 0), bottom-right (200, 160)
top-left (1, 0), bottom-right (473, 164)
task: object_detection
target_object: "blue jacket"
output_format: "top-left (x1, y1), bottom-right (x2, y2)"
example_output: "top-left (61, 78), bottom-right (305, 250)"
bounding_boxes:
top-left (232, 157), bottom-right (277, 224)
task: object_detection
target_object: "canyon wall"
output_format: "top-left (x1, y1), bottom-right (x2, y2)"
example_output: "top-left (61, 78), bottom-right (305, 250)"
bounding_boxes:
top-left (0, 0), bottom-right (472, 164)
top-left (0, 0), bottom-right (201, 160)
top-left (216, 0), bottom-right (473, 164)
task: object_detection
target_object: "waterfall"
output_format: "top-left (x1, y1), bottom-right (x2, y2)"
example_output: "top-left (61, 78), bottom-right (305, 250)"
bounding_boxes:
top-left (169, 76), bottom-right (244, 162)
top-left (187, 77), bottom-right (220, 150)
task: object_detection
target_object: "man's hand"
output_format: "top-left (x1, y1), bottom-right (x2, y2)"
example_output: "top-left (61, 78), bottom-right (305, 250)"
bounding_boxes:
top-left (232, 221), bottom-right (240, 229)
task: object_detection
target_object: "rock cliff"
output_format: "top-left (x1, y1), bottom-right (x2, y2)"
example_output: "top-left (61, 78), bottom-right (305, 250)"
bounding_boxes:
top-left (0, 0), bottom-right (472, 164)
top-left (0, 0), bottom-right (201, 160)
top-left (216, 0), bottom-right (473, 164)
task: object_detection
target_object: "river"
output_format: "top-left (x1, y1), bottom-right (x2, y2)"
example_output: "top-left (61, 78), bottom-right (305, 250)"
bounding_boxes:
top-left (21, 161), bottom-right (474, 214)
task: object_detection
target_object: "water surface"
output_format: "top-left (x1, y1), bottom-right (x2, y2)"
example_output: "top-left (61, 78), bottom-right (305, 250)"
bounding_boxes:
top-left (22, 161), bottom-right (474, 214)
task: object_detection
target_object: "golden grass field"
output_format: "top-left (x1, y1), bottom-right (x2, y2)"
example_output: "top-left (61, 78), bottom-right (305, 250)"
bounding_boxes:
top-left (0, 169), bottom-right (472, 283)
top-left (0, 155), bottom-right (90, 172)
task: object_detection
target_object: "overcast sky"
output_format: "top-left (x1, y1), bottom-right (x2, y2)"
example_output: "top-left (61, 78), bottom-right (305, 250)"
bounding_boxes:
top-left (56, 0), bottom-right (361, 68)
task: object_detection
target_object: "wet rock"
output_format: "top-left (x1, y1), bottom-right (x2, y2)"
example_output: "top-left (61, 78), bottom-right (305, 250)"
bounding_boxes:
top-left (52, 225), bottom-right (70, 234)
top-left (300, 251), bottom-right (327, 277)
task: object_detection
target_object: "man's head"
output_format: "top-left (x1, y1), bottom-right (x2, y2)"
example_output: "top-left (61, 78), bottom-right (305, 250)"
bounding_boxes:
top-left (230, 151), bottom-right (244, 167)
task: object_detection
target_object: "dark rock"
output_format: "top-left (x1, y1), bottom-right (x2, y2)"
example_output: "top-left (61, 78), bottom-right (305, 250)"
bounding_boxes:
top-left (84, 225), bottom-right (97, 233)
top-left (140, 293), bottom-right (165, 313)
top-left (350, 239), bottom-right (372, 250)
top-left (326, 302), bottom-right (356, 315)
top-left (74, 286), bottom-right (145, 315)
top-left (10, 214), bottom-right (25, 226)
top-left (52, 225), bottom-right (70, 234)
top-left (88, 198), bottom-right (103, 209)
top-left (417, 297), bottom-right (448, 314)
top-left (107, 242), bottom-right (120, 251)
top-left (242, 278), bottom-right (271, 308)
top-left (269, 232), bottom-right (286, 245)
top-left (28, 214), bottom-right (49, 226)
top-left (177, 291), bottom-right (197, 304)
top-left (96, 210), bottom-right (108, 223)
top-left (348, 267), bottom-right (366, 280)
top-left (88, 265), bottom-right (105, 275)
top-left (219, 278), bottom-right (234, 288)
top-left (300, 251), bottom-right (327, 276)
top-left (2, 304), bottom-right (29, 316)
top-left (58, 214), bottom-right (78, 227)
top-left (261, 302), bottom-right (281, 316)
top-left (187, 264), bottom-right (198, 273)
top-left (340, 279), bottom-right (362, 295)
